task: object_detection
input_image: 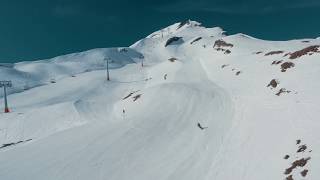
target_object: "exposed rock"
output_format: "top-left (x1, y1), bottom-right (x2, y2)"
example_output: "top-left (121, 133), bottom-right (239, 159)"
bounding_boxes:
top-left (284, 155), bottom-right (290, 159)
top-left (297, 144), bottom-right (307, 153)
top-left (281, 62), bottom-right (295, 72)
top-left (265, 51), bottom-right (284, 56)
top-left (165, 37), bottom-right (183, 47)
top-left (168, 57), bottom-right (177, 62)
top-left (301, 169), bottom-right (309, 177)
top-left (289, 45), bottom-right (320, 59)
top-left (296, 139), bottom-right (301, 145)
top-left (284, 157), bottom-right (311, 175)
top-left (190, 37), bottom-right (202, 44)
top-left (267, 79), bottom-right (279, 88)
top-left (271, 60), bottom-right (283, 65)
top-left (213, 39), bottom-right (234, 48)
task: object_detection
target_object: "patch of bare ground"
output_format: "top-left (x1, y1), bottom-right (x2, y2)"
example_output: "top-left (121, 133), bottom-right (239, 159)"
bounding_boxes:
top-left (283, 53), bottom-right (291, 57)
top-left (213, 39), bottom-right (234, 48)
top-left (265, 51), bottom-right (284, 56)
top-left (190, 37), bottom-right (202, 44)
top-left (235, 71), bottom-right (241, 76)
top-left (296, 139), bottom-right (301, 145)
top-left (215, 48), bottom-right (224, 51)
top-left (168, 57), bottom-right (177, 62)
top-left (271, 60), bottom-right (283, 65)
top-left (283, 140), bottom-right (312, 179)
top-left (289, 45), bottom-right (320, 59)
top-left (281, 62), bottom-right (295, 72)
top-left (284, 157), bottom-right (311, 175)
top-left (132, 94), bottom-right (142, 102)
top-left (215, 47), bottom-right (232, 54)
top-left (224, 49), bottom-right (231, 54)
top-left (286, 175), bottom-right (293, 180)
top-left (284, 155), bottom-right (290, 159)
top-left (176, 20), bottom-right (193, 30)
top-left (267, 79), bottom-right (279, 88)
top-left (165, 37), bottom-right (182, 47)
top-left (276, 88), bottom-right (291, 96)
top-left (301, 169), bottom-right (308, 177)
top-left (297, 145), bottom-right (307, 153)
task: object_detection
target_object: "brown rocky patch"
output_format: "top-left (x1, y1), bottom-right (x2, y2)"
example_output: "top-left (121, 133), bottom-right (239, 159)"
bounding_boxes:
top-left (283, 53), bottom-right (291, 57)
top-left (284, 155), bottom-right (290, 159)
top-left (267, 79), bottom-right (279, 88)
top-left (286, 175), bottom-right (293, 180)
top-left (281, 62), bottom-right (295, 72)
top-left (289, 45), bottom-right (320, 59)
top-left (296, 139), bottom-right (301, 145)
top-left (301, 169), bottom-right (308, 177)
top-left (297, 145), bottom-right (307, 153)
top-left (272, 60), bottom-right (283, 65)
top-left (265, 51), bottom-right (284, 56)
top-left (213, 39), bottom-right (234, 48)
top-left (284, 157), bottom-right (311, 175)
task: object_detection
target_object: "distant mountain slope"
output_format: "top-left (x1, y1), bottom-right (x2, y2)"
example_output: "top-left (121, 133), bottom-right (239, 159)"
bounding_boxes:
top-left (0, 48), bottom-right (143, 97)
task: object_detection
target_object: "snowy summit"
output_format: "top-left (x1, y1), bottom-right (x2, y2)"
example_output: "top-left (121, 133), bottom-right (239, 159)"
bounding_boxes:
top-left (0, 20), bottom-right (320, 180)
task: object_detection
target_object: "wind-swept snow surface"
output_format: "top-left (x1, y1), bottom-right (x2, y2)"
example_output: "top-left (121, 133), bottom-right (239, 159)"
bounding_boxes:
top-left (1, 20), bottom-right (320, 180)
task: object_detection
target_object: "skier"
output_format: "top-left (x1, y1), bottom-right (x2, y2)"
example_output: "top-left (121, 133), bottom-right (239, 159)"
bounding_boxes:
top-left (122, 108), bottom-right (126, 120)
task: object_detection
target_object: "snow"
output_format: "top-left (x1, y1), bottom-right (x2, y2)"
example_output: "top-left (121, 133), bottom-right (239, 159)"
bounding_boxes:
top-left (0, 20), bottom-right (320, 180)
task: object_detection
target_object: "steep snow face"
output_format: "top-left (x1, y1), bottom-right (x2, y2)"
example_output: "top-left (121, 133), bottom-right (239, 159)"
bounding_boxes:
top-left (1, 21), bottom-right (320, 180)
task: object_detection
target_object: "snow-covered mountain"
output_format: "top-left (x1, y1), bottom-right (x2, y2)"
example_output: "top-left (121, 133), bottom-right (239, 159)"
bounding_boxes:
top-left (0, 20), bottom-right (319, 180)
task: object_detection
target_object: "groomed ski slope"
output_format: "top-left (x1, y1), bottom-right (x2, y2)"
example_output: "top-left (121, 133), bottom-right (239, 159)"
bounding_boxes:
top-left (0, 20), bottom-right (320, 180)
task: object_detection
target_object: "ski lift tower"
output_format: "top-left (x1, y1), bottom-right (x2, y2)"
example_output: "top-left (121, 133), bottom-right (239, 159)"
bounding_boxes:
top-left (105, 58), bottom-right (110, 81)
top-left (0, 80), bottom-right (12, 113)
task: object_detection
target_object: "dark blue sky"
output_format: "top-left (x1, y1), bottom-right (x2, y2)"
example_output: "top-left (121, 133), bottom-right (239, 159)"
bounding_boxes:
top-left (0, 0), bottom-right (319, 62)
